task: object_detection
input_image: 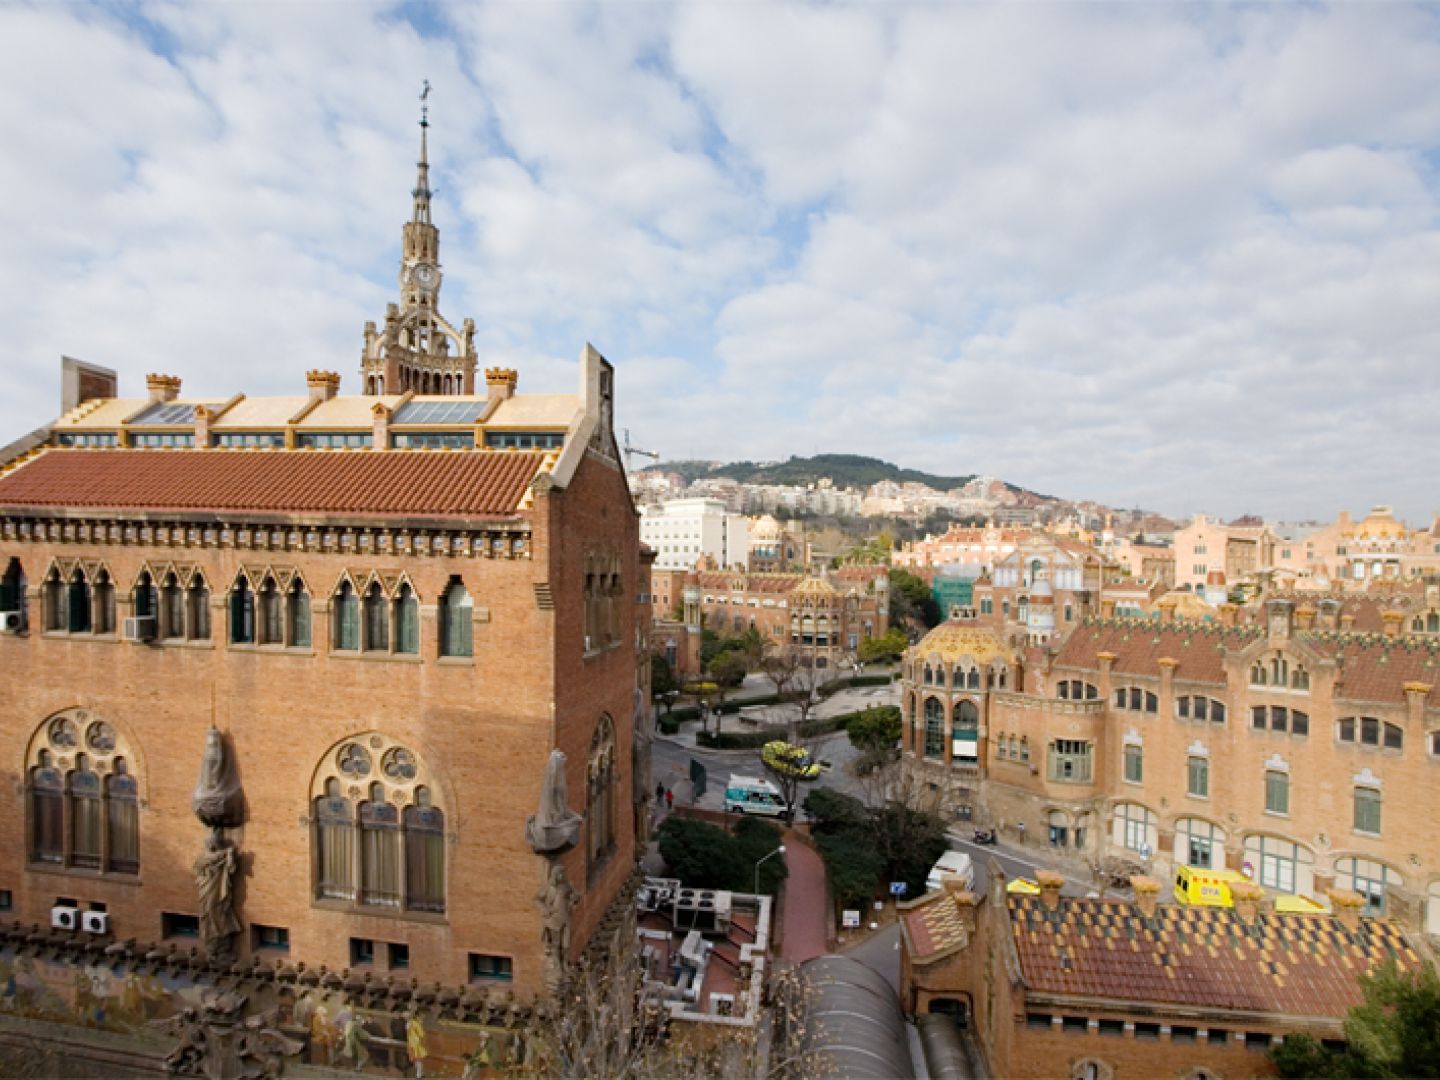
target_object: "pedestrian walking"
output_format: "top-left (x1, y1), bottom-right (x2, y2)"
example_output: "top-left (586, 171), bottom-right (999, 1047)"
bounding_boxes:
top-left (665, 788), bottom-right (674, 810)
top-left (655, 782), bottom-right (665, 803)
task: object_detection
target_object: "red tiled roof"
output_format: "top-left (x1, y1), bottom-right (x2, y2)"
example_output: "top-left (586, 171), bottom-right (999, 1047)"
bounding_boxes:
top-left (0, 449), bottom-right (543, 520)
top-left (1010, 894), bottom-right (1421, 1018)
top-left (696, 572), bottom-right (803, 594)
top-left (1052, 620), bottom-right (1254, 686)
top-left (1306, 635), bottom-right (1440, 707)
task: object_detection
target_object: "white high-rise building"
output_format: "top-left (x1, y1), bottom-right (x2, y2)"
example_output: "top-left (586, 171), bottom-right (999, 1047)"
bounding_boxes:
top-left (640, 498), bottom-right (750, 571)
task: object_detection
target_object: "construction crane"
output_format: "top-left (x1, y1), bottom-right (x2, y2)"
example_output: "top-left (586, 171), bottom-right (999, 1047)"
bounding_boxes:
top-left (622, 429), bottom-right (660, 473)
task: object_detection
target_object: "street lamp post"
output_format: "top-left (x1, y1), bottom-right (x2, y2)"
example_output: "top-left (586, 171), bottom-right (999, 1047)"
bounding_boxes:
top-left (754, 844), bottom-right (786, 896)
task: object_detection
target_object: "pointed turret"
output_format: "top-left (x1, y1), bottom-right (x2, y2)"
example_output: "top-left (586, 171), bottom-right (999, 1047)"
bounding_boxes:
top-left (360, 82), bottom-right (477, 397)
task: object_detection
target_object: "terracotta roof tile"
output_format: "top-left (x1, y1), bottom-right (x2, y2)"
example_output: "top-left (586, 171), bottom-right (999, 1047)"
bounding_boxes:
top-left (1009, 895), bottom-right (1422, 1018)
top-left (0, 449), bottom-right (543, 520)
top-left (1053, 620), bottom-right (1254, 686)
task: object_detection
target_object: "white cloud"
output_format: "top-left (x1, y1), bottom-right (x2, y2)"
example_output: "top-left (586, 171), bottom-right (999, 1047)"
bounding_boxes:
top-left (0, 1), bottom-right (1436, 525)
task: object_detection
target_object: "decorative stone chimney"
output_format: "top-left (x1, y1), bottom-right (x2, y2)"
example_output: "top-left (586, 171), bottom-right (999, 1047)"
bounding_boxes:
top-left (1130, 875), bottom-right (1160, 918)
top-left (1318, 598), bottom-right (1341, 631)
top-left (1231, 881), bottom-right (1263, 924)
top-left (146, 373), bottom-right (182, 403)
top-left (1404, 682), bottom-right (1432, 728)
top-left (193, 405), bottom-right (213, 447)
top-left (307, 370), bottom-right (341, 404)
top-left (1157, 597), bottom-right (1176, 624)
top-left (1295, 605), bottom-right (1316, 631)
top-left (371, 402), bottom-right (391, 451)
top-left (485, 367), bottom-right (518, 402)
top-left (1036, 870), bottom-right (1064, 912)
top-left (1328, 888), bottom-right (1365, 933)
top-left (1157, 656), bottom-right (1178, 698)
top-left (1340, 613), bottom-right (1356, 631)
top-left (1381, 610), bottom-right (1404, 638)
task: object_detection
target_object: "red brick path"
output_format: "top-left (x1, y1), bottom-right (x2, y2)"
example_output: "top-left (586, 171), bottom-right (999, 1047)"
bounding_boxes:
top-left (780, 831), bottom-right (828, 963)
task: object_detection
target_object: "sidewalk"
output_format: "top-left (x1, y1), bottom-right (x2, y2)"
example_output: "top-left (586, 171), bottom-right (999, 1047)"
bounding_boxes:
top-left (780, 833), bottom-right (828, 964)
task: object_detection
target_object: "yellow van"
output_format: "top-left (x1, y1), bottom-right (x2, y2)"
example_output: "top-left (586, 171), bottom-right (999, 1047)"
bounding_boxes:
top-left (1173, 865), bottom-right (1250, 907)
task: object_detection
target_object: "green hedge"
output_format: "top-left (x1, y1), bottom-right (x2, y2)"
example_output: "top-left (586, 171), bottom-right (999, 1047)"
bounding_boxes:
top-left (818, 673), bottom-right (894, 695)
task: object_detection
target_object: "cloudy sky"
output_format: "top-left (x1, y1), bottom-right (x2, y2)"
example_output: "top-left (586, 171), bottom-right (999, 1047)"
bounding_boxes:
top-left (2, 2), bottom-right (1437, 524)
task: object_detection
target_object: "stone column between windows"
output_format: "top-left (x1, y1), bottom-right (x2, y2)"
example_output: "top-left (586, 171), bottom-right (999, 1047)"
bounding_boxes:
top-left (1156, 656), bottom-right (1178, 713)
top-left (942, 694), bottom-right (954, 767)
top-left (1095, 651), bottom-right (1116, 701)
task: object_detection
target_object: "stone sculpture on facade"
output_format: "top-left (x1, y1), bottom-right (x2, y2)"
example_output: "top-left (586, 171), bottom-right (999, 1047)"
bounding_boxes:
top-left (535, 863), bottom-right (577, 995)
top-left (155, 989), bottom-right (301, 1080)
top-left (525, 749), bottom-right (582, 854)
top-left (192, 727), bottom-right (244, 961)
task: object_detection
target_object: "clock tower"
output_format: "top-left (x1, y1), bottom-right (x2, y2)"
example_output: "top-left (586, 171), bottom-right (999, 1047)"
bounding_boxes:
top-left (360, 87), bottom-right (478, 396)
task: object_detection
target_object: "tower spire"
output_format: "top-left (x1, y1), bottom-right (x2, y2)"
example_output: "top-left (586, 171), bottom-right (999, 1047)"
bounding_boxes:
top-left (412, 79), bottom-right (432, 225)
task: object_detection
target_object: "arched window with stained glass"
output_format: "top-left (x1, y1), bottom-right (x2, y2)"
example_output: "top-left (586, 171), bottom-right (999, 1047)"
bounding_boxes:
top-left (310, 734), bottom-right (446, 914)
top-left (25, 710), bottom-right (142, 875)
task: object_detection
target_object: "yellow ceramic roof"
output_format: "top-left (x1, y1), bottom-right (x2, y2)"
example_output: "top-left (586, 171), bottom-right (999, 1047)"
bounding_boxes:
top-left (916, 619), bottom-right (1012, 665)
top-left (1158, 590), bottom-right (1217, 618)
top-left (486, 394), bottom-right (578, 428)
top-left (210, 396), bottom-right (310, 428)
top-left (903, 891), bottom-right (970, 961)
top-left (793, 576), bottom-right (840, 597)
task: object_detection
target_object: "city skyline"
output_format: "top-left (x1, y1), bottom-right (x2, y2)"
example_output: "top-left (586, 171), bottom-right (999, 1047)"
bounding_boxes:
top-left (1, 2), bottom-right (1437, 522)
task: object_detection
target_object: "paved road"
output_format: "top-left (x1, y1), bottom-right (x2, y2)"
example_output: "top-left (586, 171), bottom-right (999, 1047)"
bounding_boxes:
top-left (780, 834), bottom-right (828, 964)
top-left (652, 680), bottom-right (901, 812)
top-left (942, 831), bottom-right (1098, 897)
top-left (844, 921), bottom-right (901, 993)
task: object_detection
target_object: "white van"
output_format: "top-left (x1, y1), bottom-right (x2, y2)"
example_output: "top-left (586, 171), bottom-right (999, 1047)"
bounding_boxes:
top-left (723, 775), bottom-right (786, 816)
top-left (926, 850), bottom-right (975, 893)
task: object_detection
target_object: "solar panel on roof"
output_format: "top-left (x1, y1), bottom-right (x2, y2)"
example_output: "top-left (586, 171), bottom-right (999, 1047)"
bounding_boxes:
top-left (132, 402), bottom-right (221, 425)
top-left (393, 400), bottom-right (487, 424)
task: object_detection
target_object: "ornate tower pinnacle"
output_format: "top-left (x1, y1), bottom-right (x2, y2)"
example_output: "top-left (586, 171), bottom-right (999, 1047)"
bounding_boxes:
top-left (360, 82), bottom-right (478, 397)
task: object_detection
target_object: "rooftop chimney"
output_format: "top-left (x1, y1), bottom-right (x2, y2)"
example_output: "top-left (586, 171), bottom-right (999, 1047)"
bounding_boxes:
top-left (485, 367), bottom-right (518, 402)
top-left (1328, 888), bottom-right (1365, 933)
top-left (1295, 605), bottom-right (1316, 631)
top-left (1037, 870), bottom-right (1064, 912)
top-left (146, 373), bottom-right (182, 403)
top-left (1381, 610), bottom-right (1404, 638)
top-left (307, 370), bottom-right (341, 403)
top-left (1130, 875), bottom-right (1160, 918)
top-left (1231, 881), bottom-right (1263, 924)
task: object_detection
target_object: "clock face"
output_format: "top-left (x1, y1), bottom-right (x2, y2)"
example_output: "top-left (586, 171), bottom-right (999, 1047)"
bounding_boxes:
top-left (413, 263), bottom-right (437, 289)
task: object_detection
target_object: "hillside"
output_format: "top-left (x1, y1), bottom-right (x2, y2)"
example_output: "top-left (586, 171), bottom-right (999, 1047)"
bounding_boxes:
top-left (652, 454), bottom-right (979, 491)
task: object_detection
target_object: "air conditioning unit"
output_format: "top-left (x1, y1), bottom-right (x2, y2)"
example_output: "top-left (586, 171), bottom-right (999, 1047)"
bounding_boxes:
top-left (51, 905), bottom-right (80, 931)
top-left (123, 616), bottom-right (156, 642)
top-left (0, 610), bottom-right (22, 634)
top-left (81, 910), bottom-right (109, 935)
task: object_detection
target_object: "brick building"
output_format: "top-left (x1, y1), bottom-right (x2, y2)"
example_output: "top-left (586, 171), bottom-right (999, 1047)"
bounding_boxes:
top-left (901, 871), bottom-right (1425, 1079)
top-left (901, 592), bottom-right (1440, 933)
top-left (0, 117), bottom-right (642, 999)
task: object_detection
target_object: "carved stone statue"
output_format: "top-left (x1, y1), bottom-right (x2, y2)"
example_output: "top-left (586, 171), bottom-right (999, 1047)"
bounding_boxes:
top-left (192, 727), bottom-right (245, 961)
top-left (153, 990), bottom-right (301, 1080)
top-left (525, 750), bottom-right (582, 854)
top-left (193, 727), bottom-right (244, 830)
top-left (194, 832), bottom-right (242, 961)
top-left (535, 864), bottom-right (576, 995)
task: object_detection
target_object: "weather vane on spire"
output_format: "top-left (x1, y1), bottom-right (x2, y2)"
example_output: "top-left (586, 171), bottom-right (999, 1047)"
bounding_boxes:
top-left (420, 79), bottom-right (432, 127)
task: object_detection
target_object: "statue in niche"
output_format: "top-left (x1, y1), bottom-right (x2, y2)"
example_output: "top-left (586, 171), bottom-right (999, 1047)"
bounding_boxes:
top-left (536, 864), bottom-right (577, 995)
top-left (525, 750), bottom-right (581, 854)
top-left (192, 727), bottom-right (244, 961)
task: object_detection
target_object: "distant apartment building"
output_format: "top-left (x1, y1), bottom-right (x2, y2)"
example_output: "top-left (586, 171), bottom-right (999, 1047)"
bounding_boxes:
top-left (894, 522), bottom-right (1033, 573)
top-left (639, 497), bottom-right (749, 571)
top-left (1173, 513), bottom-right (1277, 592)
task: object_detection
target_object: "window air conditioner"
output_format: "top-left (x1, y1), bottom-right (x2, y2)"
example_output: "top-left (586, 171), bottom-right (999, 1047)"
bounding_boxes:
top-left (0, 610), bottom-right (22, 634)
top-left (81, 910), bottom-right (110, 935)
top-left (123, 616), bottom-right (156, 642)
top-left (51, 905), bottom-right (80, 931)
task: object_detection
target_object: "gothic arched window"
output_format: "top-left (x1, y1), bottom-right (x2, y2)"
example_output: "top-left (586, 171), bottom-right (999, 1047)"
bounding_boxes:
top-left (259, 576), bottom-right (284, 645)
top-left (1, 558), bottom-right (27, 631)
top-left (68, 569), bottom-right (92, 633)
top-left (405, 786), bottom-right (445, 912)
top-left (924, 698), bottom-right (944, 758)
top-left (363, 582), bottom-right (389, 652)
top-left (230, 575), bottom-right (255, 644)
top-left (311, 735), bottom-right (445, 914)
top-left (286, 577), bottom-right (310, 647)
top-left (332, 580), bottom-right (360, 651)
top-left (161, 572), bottom-right (185, 639)
top-left (26, 711), bottom-right (140, 875)
top-left (188, 573), bottom-right (211, 640)
top-left (395, 583), bottom-right (419, 654)
top-left (93, 570), bottom-right (115, 634)
top-left (439, 576), bottom-right (472, 657)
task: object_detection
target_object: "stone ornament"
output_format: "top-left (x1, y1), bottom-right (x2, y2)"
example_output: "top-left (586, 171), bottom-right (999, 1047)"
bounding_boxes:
top-left (192, 727), bottom-right (245, 962)
top-left (525, 750), bottom-right (582, 855)
top-left (535, 864), bottom-right (577, 995)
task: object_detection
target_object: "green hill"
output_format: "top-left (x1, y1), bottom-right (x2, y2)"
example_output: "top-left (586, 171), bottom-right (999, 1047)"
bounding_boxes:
top-left (655, 454), bottom-right (977, 491)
